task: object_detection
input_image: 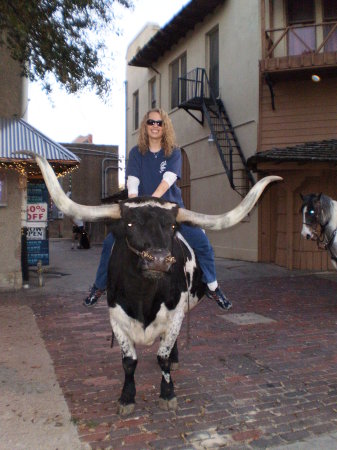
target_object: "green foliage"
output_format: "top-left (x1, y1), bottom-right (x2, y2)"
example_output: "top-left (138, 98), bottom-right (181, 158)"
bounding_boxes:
top-left (0, 0), bottom-right (133, 98)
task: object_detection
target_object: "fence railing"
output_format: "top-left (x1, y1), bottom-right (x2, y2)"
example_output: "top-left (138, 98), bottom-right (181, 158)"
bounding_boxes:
top-left (264, 21), bottom-right (337, 59)
top-left (178, 68), bottom-right (211, 104)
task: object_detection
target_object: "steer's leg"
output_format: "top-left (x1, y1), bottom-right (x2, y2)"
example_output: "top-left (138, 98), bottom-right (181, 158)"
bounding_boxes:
top-left (169, 339), bottom-right (179, 371)
top-left (117, 356), bottom-right (137, 416)
top-left (157, 303), bottom-right (185, 410)
top-left (109, 309), bottom-right (138, 416)
top-left (157, 355), bottom-right (177, 411)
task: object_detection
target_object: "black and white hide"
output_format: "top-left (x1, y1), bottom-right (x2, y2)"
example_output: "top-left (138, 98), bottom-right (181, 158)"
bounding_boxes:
top-left (108, 198), bottom-right (204, 414)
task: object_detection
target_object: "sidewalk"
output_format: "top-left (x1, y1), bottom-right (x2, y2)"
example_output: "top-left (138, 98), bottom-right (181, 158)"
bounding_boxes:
top-left (1, 238), bottom-right (337, 449)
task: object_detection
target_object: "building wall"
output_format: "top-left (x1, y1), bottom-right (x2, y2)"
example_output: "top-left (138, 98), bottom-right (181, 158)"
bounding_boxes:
top-left (49, 144), bottom-right (119, 243)
top-left (257, 0), bottom-right (337, 271)
top-left (126, 0), bottom-right (262, 261)
top-left (260, 77), bottom-right (337, 150)
top-left (259, 166), bottom-right (337, 271)
top-left (0, 45), bottom-right (28, 291)
top-left (0, 171), bottom-right (24, 290)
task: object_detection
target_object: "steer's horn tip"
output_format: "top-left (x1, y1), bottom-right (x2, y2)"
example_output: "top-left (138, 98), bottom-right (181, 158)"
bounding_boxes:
top-left (265, 175), bottom-right (283, 183)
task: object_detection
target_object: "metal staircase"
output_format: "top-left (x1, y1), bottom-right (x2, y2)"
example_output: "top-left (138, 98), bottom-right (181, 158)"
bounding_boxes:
top-left (178, 68), bottom-right (255, 197)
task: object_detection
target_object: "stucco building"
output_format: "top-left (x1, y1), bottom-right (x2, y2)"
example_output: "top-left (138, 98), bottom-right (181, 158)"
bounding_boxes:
top-left (0, 46), bottom-right (77, 290)
top-left (125, 0), bottom-right (337, 271)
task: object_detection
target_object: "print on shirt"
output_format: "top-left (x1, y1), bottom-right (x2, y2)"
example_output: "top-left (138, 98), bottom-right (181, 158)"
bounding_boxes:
top-left (159, 161), bottom-right (167, 174)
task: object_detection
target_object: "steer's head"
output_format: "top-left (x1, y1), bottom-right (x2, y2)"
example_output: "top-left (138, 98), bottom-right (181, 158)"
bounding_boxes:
top-left (118, 198), bottom-right (178, 279)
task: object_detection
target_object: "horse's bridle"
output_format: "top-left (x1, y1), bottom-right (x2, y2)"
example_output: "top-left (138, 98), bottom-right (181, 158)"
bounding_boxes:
top-left (304, 217), bottom-right (337, 262)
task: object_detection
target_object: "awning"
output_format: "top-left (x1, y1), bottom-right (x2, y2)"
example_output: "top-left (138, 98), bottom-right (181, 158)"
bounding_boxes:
top-left (0, 117), bottom-right (80, 177)
top-left (247, 139), bottom-right (337, 170)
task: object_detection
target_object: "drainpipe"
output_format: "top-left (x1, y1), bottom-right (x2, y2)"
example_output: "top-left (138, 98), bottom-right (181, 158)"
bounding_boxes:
top-left (19, 175), bottom-right (29, 288)
top-left (124, 80), bottom-right (128, 187)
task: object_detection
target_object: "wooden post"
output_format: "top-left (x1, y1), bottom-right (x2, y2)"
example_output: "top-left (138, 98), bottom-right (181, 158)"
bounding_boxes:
top-left (261, 0), bottom-right (266, 58)
top-left (286, 185), bottom-right (294, 270)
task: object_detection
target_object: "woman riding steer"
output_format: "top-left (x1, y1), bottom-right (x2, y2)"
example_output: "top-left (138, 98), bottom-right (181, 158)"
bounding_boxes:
top-left (84, 108), bottom-right (232, 310)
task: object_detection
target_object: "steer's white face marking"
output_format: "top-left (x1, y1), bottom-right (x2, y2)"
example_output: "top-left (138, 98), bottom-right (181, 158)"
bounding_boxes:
top-left (124, 200), bottom-right (176, 210)
top-left (301, 206), bottom-right (315, 240)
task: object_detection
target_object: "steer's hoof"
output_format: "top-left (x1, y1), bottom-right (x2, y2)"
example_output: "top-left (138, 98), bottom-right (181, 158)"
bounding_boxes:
top-left (159, 396), bottom-right (178, 411)
top-left (117, 401), bottom-right (135, 416)
top-left (170, 362), bottom-right (179, 371)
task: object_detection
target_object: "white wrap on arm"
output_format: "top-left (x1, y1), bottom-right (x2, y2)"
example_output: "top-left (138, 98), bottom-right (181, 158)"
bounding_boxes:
top-left (127, 175), bottom-right (140, 196)
top-left (163, 171), bottom-right (178, 188)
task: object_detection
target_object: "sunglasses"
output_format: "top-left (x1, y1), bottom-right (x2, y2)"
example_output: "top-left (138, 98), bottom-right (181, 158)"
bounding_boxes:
top-left (146, 119), bottom-right (163, 127)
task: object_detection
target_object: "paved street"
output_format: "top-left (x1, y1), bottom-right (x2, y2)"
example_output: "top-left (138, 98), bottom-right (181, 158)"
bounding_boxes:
top-left (1, 239), bottom-right (337, 449)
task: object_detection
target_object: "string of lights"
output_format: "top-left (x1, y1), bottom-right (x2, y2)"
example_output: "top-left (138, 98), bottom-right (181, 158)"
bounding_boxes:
top-left (0, 160), bottom-right (79, 179)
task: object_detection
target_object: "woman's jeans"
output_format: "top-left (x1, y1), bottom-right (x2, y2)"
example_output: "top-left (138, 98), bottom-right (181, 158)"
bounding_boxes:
top-left (94, 224), bottom-right (216, 290)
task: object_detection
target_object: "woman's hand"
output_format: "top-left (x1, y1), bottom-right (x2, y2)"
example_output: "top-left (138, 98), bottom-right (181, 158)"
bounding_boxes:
top-left (152, 180), bottom-right (170, 198)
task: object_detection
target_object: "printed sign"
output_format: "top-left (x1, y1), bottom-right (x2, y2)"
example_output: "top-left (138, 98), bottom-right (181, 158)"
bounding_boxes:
top-left (27, 182), bottom-right (49, 266)
top-left (27, 203), bottom-right (48, 222)
top-left (27, 224), bottom-right (47, 240)
top-left (27, 240), bottom-right (49, 266)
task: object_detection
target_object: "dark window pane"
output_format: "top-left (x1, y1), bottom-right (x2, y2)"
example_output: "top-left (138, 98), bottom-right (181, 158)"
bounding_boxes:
top-left (180, 54), bottom-right (187, 103)
top-left (171, 59), bottom-right (179, 109)
top-left (323, 0), bottom-right (337, 20)
top-left (287, 0), bottom-right (315, 24)
top-left (134, 91), bottom-right (139, 130)
top-left (209, 28), bottom-right (219, 97)
top-left (150, 79), bottom-right (156, 108)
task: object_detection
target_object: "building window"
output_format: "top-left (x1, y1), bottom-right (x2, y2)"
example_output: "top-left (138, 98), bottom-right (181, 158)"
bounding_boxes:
top-left (0, 171), bottom-right (7, 206)
top-left (287, 0), bottom-right (315, 55)
top-left (133, 90), bottom-right (139, 130)
top-left (149, 77), bottom-right (157, 109)
top-left (170, 53), bottom-right (187, 110)
top-left (323, 0), bottom-right (337, 52)
top-left (208, 27), bottom-right (219, 97)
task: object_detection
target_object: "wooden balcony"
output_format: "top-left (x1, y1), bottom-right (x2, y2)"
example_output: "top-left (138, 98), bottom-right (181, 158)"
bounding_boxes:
top-left (260, 21), bottom-right (337, 78)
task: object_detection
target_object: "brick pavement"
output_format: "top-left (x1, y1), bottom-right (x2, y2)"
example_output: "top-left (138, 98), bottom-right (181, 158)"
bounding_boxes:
top-left (23, 271), bottom-right (337, 449)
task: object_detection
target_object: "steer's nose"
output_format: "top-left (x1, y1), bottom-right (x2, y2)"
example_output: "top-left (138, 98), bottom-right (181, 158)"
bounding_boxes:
top-left (306, 234), bottom-right (311, 240)
top-left (142, 249), bottom-right (176, 274)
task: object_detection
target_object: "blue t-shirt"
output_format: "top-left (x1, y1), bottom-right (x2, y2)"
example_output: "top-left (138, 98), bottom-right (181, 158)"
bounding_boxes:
top-left (126, 146), bottom-right (184, 207)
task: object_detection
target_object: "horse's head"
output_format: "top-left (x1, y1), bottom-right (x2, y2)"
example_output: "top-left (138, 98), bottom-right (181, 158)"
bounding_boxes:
top-left (300, 193), bottom-right (322, 240)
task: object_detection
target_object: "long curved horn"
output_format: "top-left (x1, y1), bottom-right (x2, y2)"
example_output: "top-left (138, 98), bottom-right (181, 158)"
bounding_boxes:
top-left (16, 151), bottom-right (121, 221)
top-left (176, 176), bottom-right (282, 230)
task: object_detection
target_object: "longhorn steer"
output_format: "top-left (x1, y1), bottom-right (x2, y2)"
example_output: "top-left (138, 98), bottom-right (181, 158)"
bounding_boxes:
top-left (19, 151), bottom-right (281, 415)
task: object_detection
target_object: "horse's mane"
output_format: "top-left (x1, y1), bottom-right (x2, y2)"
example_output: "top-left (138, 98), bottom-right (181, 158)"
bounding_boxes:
top-left (319, 194), bottom-right (333, 225)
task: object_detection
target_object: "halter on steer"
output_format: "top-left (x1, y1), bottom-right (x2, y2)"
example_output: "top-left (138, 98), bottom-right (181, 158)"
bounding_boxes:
top-left (125, 237), bottom-right (176, 266)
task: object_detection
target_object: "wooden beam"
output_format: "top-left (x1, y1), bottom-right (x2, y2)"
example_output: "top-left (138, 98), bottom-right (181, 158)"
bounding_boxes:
top-left (261, 0), bottom-right (266, 58)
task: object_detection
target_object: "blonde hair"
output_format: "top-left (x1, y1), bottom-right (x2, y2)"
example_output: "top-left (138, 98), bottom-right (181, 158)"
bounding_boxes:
top-left (137, 108), bottom-right (176, 157)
